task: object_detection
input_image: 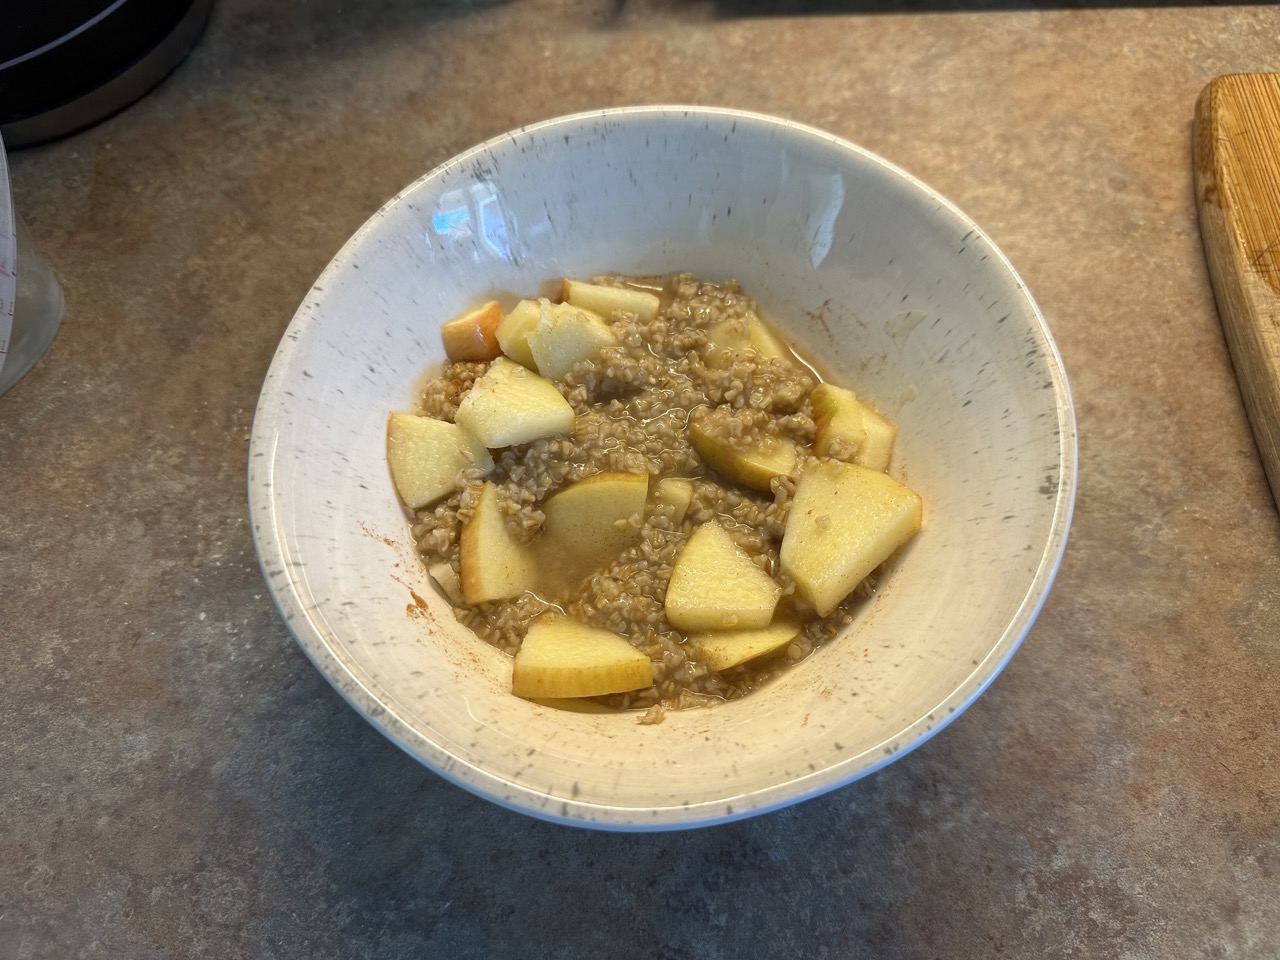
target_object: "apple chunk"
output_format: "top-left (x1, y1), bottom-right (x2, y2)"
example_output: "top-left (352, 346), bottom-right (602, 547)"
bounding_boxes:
top-left (454, 357), bottom-right (575, 448)
top-left (746, 313), bottom-right (792, 360)
top-left (427, 561), bottom-right (464, 605)
top-left (706, 314), bottom-right (792, 366)
top-left (512, 616), bottom-right (652, 699)
top-left (854, 404), bottom-right (899, 473)
top-left (811, 383), bottom-right (867, 459)
top-left (653, 477), bottom-right (694, 525)
top-left (689, 408), bottom-right (798, 493)
top-left (542, 472), bottom-right (649, 569)
top-left (495, 298), bottom-right (541, 369)
top-left (780, 460), bottom-right (922, 616)
top-left (386, 413), bottom-right (494, 509)
top-left (440, 300), bottom-right (503, 361)
top-left (665, 522), bottom-right (781, 631)
top-left (527, 300), bottom-right (617, 379)
top-left (689, 618), bottom-right (802, 671)
top-left (812, 383), bottom-right (897, 471)
top-left (706, 318), bottom-right (751, 355)
top-left (561, 278), bottom-right (660, 323)
top-left (459, 481), bottom-right (537, 604)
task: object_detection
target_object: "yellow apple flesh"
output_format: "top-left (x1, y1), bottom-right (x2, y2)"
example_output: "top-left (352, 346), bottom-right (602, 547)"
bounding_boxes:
top-left (427, 562), bottom-right (464, 605)
top-left (459, 481), bottom-right (537, 604)
top-left (689, 618), bottom-right (802, 671)
top-left (527, 300), bottom-right (617, 379)
top-left (746, 313), bottom-right (792, 360)
top-left (542, 471), bottom-right (649, 572)
top-left (854, 404), bottom-right (898, 473)
top-left (386, 413), bottom-right (494, 509)
top-left (454, 357), bottom-right (575, 448)
top-left (495, 299), bottom-right (541, 368)
top-left (512, 615), bottom-right (652, 699)
top-left (653, 477), bottom-right (694, 525)
top-left (705, 314), bottom-right (791, 367)
top-left (689, 410), bottom-right (798, 492)
top-left (811, 383), bottom-right (897, 471)
top-left (665, 522), bottom-right (781, 631)
top-left (811, 383), bottom-right (868, 459)
top-left (561, 278), bottom-right (660, 323)
top-left (779, 460), bottom-right (922, 616)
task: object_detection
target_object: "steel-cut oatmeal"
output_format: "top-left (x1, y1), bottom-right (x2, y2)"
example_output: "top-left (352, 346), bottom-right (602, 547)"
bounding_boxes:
top-left (388, 273), bottom-right (922, 714)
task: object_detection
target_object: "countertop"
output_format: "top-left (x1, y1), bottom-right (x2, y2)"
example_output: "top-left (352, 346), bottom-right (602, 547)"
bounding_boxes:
top-left (3, 1), bottom-right (1278, 956)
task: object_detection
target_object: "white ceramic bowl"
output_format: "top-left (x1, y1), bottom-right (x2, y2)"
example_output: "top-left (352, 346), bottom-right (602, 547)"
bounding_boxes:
top-left (249, 106), bottom-right (1076, 830)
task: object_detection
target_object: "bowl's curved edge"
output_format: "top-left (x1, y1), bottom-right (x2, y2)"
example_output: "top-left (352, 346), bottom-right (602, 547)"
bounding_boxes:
top-left (0, 135), bottom-right (17, 386)
top-left (247, 105), bottom-right (1080, 831)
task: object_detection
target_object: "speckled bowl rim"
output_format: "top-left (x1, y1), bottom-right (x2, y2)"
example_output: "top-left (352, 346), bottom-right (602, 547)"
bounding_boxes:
top-left (249, 106), bottom-right (1078, 830)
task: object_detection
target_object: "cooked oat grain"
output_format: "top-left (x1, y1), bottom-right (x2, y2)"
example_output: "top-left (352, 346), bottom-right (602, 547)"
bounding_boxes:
top-left (409, 274), bottom-right (880, 708)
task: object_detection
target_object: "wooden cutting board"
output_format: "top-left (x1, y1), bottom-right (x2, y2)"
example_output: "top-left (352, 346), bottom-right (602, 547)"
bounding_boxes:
top-left (1195, 73), bottom-right (1280, 513)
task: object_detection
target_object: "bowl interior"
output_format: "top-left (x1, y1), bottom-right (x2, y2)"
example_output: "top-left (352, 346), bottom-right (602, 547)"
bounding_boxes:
top-left (249, 107), bottom-right (1075, 829)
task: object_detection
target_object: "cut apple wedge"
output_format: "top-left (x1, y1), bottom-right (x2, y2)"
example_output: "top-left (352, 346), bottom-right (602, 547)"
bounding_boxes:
top-left (459, 481), bottom-right (537, 604)
top-left (705, 317), bottom-right (752, 357)
top-left (779, 460), bottom-right (922, 616)
top-left (689, 408), bottom-right (798, 492)
top-left (653, 477), bottom-right (694, 525)
top-left (689, 618), bottom-right (802, 671)
top-left (665, 522), bottom-right (781, 631)
top-left (542, 472), bottom-right (649, 569)
top-left (454, 357), bottom-right (575, 448)
top-left (512, 615), bottom-right (652, 699)
top-left (561, 278), bottom-right (660, 323)
top-left (527, 299), bottom-right (617, 379)
top-left (427, 561), bottom-right (465, 605)
top-left (854, 404), bottom-right (899, 473)
top-left (811, 383), bottom-right (868, 459)
top-left (386, 413), bottom-right (494, 509)
top-left (746, 312), bottom-right (792, 360)
top-left (812, 383), bottom-right (897, 471)
top-left (706, 314), bottom-right (792, 366)
top-left (440, 300), bottom-right (504, 362)
top-left (495, 299), bottom-right (541, 369)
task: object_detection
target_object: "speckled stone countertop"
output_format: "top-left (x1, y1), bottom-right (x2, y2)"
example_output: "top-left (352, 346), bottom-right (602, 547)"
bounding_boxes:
top-left (3, 1), bottom-right (1278, 956)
